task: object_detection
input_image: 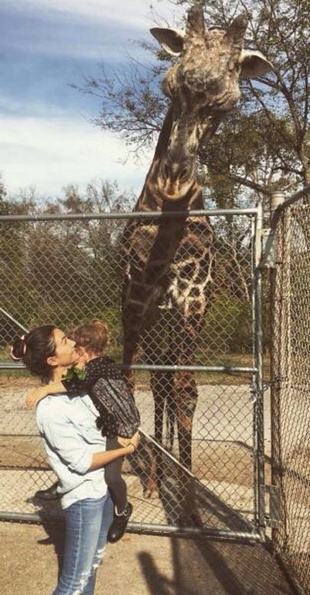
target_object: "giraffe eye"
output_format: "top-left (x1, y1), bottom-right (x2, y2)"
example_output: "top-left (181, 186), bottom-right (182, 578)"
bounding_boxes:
top-left (229, 60), bottom-right (241, 72)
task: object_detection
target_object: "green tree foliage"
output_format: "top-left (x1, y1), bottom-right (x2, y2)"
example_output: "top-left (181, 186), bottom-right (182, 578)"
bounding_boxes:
top-left (0, 181), bottom-right (42, 341)
top-left (198, 0), bottom-right (310, 205)
top-left (0, 180), bottom-right (133, 345)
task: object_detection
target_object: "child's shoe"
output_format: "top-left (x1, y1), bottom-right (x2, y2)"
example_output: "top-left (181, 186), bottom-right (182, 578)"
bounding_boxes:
top-left (107, 502), bottom-right (133, 543)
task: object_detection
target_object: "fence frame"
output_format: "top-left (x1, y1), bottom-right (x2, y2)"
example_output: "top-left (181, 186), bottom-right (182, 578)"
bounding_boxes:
top-left (267, 185), bottom-right (310, 595)
top-left (0, 205), bottom-right (268, 543)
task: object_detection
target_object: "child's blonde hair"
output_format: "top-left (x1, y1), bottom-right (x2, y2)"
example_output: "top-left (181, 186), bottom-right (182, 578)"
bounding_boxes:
top-left (69, 319), bottom-right (109, 356)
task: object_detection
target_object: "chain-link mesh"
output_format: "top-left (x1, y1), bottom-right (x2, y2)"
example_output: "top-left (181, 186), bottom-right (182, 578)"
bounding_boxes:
top-left (270, 189), bottom-right (310, 594)
top-left (0, 210), bottom-right (262, 538)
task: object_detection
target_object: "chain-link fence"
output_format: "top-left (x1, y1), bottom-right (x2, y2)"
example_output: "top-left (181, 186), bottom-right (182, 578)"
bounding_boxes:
top-left (0, 208), bottom-right (264, 541)
top-left (270, 187), bottom-right (310, 595)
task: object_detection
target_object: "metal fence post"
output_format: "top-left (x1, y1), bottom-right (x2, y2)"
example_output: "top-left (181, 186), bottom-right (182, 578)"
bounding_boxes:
top-left (252, 200), bottom-right (265, 533)
top-left (269, 191), bottom-right (287, 549)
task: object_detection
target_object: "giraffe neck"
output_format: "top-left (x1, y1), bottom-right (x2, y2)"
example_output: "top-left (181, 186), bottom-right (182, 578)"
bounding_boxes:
top-left (135, 106), bottom-right (222, 212)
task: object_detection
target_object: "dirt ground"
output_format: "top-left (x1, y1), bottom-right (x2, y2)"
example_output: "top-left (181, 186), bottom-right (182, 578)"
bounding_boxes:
top-left (0, 520), bottom-right (299, 595)
top-left (0, 376), bottom-right (302, 594)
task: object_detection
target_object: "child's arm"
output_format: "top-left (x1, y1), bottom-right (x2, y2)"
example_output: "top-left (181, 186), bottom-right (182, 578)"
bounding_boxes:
top-left (25, 381), bottom-right (66, 408)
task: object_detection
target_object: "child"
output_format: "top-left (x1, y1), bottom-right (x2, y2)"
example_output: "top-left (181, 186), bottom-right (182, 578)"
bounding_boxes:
top-left (26, 318), bottom-right (140, 544)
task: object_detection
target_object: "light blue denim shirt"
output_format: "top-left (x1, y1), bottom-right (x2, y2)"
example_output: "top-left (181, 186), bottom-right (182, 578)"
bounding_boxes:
top-left (36, 393), bottom-right (108, 509)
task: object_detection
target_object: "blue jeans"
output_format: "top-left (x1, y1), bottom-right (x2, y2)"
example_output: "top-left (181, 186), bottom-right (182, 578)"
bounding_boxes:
top-left (52, 493), bottom-right (113, 595)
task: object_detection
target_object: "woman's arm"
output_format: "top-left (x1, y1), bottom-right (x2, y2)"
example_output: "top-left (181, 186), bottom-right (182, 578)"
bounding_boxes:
top-left (25, 382), bottom-right (66, 408)
top-left (26, 361), bottom-right (88, 407)
top-left (90, 431), bottom-right (140, 470)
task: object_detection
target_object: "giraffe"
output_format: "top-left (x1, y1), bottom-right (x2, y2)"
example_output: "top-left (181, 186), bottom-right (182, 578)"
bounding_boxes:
top-left (121, 5), bottom-right (273, 520)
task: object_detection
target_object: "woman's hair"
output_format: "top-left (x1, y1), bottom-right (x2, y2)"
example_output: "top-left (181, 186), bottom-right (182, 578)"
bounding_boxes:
top-left (10, 325), bottom-right (57, 381)
top-left (69, 319), bottom-right (109, 356)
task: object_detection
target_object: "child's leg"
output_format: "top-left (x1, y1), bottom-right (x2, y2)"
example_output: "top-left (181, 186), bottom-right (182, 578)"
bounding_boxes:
top-left (105, 437), bottom-right (133, 543)
top-left (105, 437), bottom-right (128, 514)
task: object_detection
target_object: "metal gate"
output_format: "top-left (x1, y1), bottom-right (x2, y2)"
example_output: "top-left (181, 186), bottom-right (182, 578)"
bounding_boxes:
top-left (0, 206), bottom-right (268, 541)
top-left (267, 187), bottom-right (310, 594)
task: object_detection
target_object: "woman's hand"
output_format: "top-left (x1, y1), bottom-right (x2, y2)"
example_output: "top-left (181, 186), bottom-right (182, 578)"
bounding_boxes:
top-left (117, 431), bottom-right (140, 452)
top-left (91, 430), bottom-right (141, 470)
top-left (25, 386), bottom-right (49, 408)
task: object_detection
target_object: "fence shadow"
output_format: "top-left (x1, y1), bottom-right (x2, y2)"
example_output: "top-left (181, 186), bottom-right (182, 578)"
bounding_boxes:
top-left (137, 537), bottom-right (298, 595)
top-left (128, 438), bottom-right (253, 534)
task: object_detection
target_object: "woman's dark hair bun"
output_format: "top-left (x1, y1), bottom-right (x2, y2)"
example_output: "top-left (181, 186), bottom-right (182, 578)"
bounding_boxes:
top-left (10, 325), bottom-right (56, 381)
top-left (10, 336), bottom-right (27, 361)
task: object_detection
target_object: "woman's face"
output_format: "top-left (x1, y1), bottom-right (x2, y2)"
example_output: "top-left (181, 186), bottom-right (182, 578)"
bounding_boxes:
top-left (50, 328), bottom-right (80, 368)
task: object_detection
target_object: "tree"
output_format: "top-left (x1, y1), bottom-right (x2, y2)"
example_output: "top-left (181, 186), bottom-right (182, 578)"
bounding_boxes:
top-left (75, 0), bottom-right (309, 207)
top-left (0, 180), bottom-right (134, 334)
top-left (199, 0), bottom-right (310, 203)
top-left (0, 175), bottom-right (7, 207)
top-left (72, 60), bottom-right (168, 155)
top-left (0, 182), bottom-right (42, 337)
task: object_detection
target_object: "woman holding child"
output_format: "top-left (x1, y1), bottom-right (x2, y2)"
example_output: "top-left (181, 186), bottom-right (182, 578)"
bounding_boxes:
top-left (11, 322), bottom-right (140, 595)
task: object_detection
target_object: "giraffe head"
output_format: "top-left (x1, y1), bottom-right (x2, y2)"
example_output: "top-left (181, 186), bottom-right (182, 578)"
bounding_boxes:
top-left (151, 6), bottom-right (273, 113)
top-left (148, 6), bottom-right (273, 204)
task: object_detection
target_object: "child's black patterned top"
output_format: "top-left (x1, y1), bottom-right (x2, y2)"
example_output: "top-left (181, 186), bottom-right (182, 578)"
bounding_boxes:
top-left (62, 356), bottom-right (140, 438)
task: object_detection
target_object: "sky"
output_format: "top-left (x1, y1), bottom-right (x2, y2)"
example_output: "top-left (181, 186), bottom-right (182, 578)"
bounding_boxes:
top-left (0, 0), bottom-right (184, 200)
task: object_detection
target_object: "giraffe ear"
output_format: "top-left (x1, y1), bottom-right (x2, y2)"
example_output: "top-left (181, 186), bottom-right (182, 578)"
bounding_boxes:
top-left (150, 27), bottom-right (185, 56)
top-left (239, 50), bottom-right (274, 79)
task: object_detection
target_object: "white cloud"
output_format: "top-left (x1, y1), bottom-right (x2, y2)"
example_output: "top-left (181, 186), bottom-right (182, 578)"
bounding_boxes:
top-left (10, 0), bottom-right (183, 31)
top-left (0, 114), bottom-right (152, 197)
top-left (1, 0), bottom-right (184, 66)
top-left (0, 0), bottom-right (184, 199)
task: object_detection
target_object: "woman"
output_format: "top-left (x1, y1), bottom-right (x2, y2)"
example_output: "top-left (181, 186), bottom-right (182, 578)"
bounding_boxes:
top-left (11, 325), bottom-right (140, 595)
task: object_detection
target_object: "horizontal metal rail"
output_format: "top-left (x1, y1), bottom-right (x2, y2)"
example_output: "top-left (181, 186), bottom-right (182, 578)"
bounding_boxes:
top-left (0, 363), bottom-right (257, 373)
top-left (0, 207), bottom-right (259, 223)
top-left (126, 364), bottom-right (256, 373)
top-left (127, 522), bottom-right (263, 542)
top-left (0, 511), bottom-right (263, 542)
